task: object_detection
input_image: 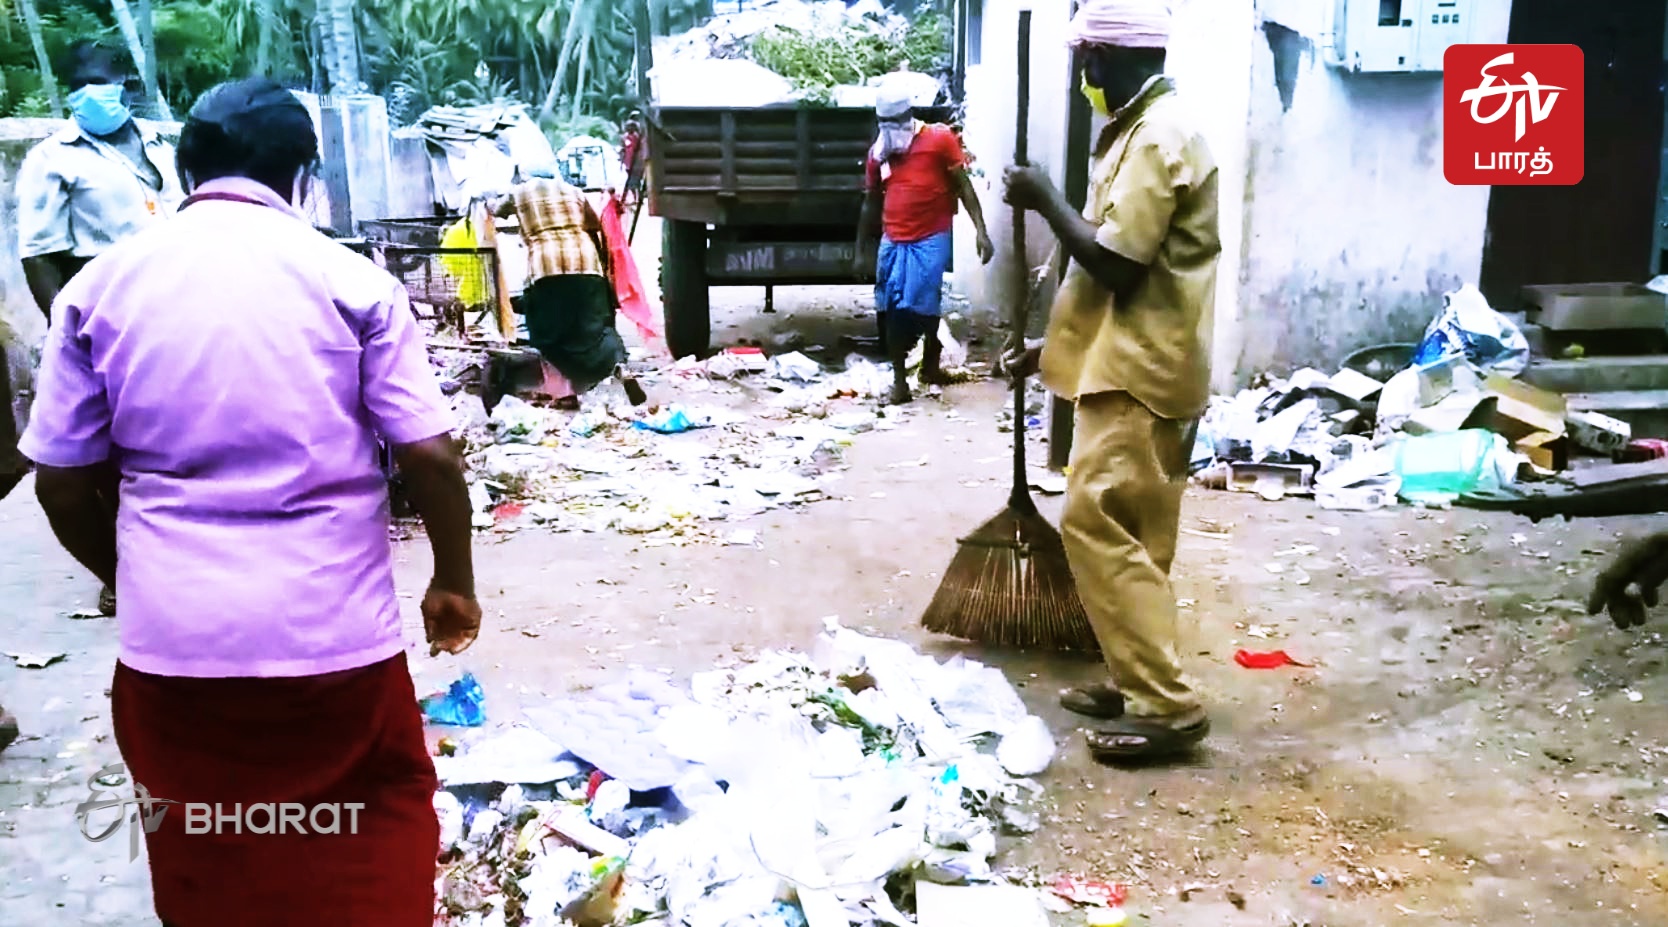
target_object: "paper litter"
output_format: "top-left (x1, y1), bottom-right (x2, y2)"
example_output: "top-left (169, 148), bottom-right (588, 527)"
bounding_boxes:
top-left (430, 619), bottom-right (1053, 927)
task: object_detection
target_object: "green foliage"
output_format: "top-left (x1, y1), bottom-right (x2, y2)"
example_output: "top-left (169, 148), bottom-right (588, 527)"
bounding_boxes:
top-left (748, 8), bottom-right (951, 103)
top-left (4, 0), bottom-right (950, 129)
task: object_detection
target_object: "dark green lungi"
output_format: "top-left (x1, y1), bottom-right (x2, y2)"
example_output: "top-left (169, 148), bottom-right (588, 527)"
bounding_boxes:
top-left (522, 273), bottom-right (626, 393)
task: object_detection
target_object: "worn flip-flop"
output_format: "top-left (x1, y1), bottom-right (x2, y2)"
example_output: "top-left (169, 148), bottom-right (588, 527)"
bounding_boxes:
top-left (1085, 716), bottom-right (1211, 763)
top-left (1059, 683), bottom-right (1126, 720)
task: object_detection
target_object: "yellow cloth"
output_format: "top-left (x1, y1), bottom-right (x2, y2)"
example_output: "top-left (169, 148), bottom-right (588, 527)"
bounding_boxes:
top-left (1060, 390), bottom-right (1199, 718)
top-left (1039, 78), bottom-right (1221, 420)
top-left (439, 217), bottom-right (489, 309)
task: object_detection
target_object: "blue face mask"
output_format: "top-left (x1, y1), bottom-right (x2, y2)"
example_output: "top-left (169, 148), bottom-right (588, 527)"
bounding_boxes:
top-left (68, 84), bottom-right (132, 137)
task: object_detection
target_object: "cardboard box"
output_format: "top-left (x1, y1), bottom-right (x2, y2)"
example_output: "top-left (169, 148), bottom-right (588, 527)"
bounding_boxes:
top-left (1460, 374), bottom-right (1567, 442)
top-left (1522, 283), bottom-right (1668, 332)
top-left (1566, 410), bottom-right (1631, 454)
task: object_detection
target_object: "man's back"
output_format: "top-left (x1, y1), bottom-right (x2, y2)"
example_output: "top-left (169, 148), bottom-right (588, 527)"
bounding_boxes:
top-left (22, 178), bottom-right (453, 678)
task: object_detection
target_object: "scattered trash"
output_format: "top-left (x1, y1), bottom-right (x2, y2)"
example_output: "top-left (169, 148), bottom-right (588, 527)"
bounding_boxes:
top-left (1625, 689), bottom-right (1645, 703)
top-left (421, 673), bottom-right (487, 727)
top-left (1410, 283), bottom-right (1529, 376)
top-left (996, 715), bottom-right (1056, 777)
top-left (6, 652), bottom-right (66, 669)
top-left (1310, 874), bottom-right (1328, 887)
top-left (431, 620), bottom-right (1049, 926)
top-left (1233, 649), bottom-right (1311, 669)
top-left (632, 405), bottom-right (707, 434)
top-left (1051, 875), bottom-right (1128, 907)
top-left (64, 609), bottom-right (106, 620)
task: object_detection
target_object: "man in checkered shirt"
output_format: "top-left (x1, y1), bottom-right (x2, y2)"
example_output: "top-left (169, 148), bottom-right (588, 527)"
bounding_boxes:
top-left (490, 165), bottom-right (626, 410)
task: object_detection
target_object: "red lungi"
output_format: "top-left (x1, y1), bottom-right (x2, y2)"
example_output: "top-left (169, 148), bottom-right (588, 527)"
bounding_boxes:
top-left (111, 653), bottom-right (439, 926)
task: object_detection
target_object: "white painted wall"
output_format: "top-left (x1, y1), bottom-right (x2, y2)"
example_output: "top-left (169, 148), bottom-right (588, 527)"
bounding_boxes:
top-left (954, 0), bottom-right (1074, 335)
top-left (1235, 0), bottom-right (1513, 382)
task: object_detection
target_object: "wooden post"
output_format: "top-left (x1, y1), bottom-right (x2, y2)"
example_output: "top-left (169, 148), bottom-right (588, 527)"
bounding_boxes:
top-left (476, 202), bottom-right (517, 342)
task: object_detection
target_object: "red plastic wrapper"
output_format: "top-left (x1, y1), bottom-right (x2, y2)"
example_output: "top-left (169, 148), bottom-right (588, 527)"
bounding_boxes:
top-left (1051, 875), bottom-right (1128, 907)
top-left (586, 769), bottom-right (608, 802)
top-left (1234, 648), bottom-right (1311, 669)
top-left (492, 502), bottom-right (525, 523)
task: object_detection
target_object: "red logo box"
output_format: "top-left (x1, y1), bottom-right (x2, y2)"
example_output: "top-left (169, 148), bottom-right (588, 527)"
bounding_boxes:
top-left (1444, 44), bottom-right (1584, 186)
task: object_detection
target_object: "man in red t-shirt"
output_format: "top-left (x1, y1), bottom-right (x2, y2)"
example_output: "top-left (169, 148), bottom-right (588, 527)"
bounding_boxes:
top-left (858, 79), bottom-right (993, 405)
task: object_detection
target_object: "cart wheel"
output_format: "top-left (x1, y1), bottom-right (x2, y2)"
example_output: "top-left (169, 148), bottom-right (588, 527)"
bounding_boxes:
top-left (661, 220), bottom-right (711, 359)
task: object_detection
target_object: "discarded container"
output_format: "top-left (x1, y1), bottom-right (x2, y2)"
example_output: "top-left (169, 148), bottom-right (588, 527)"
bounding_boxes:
top-left (1394, 430), bottom-right (1494, 500)
top-left (421, 673), bottom-right (487, 726)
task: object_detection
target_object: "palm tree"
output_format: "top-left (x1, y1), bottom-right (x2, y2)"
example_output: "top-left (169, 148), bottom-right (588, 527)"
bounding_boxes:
top-left (16, 0), bottom-right (60, 116)
top-left (110, 0), bottom-right (174, 119)
top-left (321, 0), bottom-right (361, 93)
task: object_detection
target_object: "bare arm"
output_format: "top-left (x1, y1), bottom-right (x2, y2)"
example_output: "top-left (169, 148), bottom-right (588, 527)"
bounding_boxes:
top-left (392, 435), bottom-right (474, 597)
top-left (22, 253), bottom-right (87, 320)
top-left (1029, 182), bottom-right (1148, 305)
top-left (952, 171), bottom-right (990, 241)
top-left (35, 462), bottom-right (119, 589)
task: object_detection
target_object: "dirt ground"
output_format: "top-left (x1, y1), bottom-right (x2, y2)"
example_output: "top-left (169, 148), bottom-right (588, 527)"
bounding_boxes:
top-left (2, 234), bottom-right (1667, 925)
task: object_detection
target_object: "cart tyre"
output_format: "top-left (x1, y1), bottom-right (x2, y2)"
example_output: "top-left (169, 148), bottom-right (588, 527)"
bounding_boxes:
top-left (661, 220), bottom-right (711, 359)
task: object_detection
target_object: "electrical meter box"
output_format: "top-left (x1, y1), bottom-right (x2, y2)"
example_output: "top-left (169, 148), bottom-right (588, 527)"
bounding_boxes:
top-left (1331, 0), bottom-right (1474, 73)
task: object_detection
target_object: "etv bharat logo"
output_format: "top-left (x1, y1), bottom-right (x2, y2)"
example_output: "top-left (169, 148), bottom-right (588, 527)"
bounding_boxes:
top-left (1444, 44), bottom-right (1584, 186)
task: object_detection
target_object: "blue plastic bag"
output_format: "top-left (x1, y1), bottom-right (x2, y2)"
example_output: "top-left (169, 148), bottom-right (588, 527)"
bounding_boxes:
top-left (1410, 284), bottom-right (1528, 375)
top-left (421, 673), bottom-right (486, 726)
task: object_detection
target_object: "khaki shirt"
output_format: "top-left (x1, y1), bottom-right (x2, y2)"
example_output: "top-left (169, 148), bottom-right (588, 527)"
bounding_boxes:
top-left (16, 122), bottom-right (181, 261)
top-left (1040, 78), bottom-right (1221, 420)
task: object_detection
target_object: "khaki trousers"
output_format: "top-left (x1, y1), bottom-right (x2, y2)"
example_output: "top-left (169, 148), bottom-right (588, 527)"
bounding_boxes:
top-left (1061, 390), bottom-right (1201, 718)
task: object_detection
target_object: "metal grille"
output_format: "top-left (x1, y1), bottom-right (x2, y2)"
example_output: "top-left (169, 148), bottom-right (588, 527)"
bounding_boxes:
top-left (370, 244), bottom-right (502, 336)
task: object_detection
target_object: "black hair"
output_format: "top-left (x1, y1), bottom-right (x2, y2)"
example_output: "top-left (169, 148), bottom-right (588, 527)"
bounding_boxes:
top-left (61, 40), bottom-right (129, 91)
top-left (176, 79), bottom-right (318, 198)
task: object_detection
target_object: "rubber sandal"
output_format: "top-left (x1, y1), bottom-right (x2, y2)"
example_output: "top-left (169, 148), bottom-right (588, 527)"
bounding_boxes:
top-left (1085, 716), bottom-right (1210, 763)
top-left (1059, 684), bottom-right (1126, 720)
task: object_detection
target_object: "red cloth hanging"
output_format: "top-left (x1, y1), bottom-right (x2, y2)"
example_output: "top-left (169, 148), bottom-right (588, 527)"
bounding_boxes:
top-left (598, 194), bottom-right (660, 347)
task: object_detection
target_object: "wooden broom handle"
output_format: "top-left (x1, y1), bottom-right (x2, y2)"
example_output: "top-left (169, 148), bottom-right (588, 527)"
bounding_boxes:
top-left (1010, 9), bottom-right (1033, 512)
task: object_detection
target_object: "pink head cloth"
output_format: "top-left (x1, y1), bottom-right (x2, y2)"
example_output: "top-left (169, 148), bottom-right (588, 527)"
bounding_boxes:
top-left (1068, 0), bottom-right (1172, 49)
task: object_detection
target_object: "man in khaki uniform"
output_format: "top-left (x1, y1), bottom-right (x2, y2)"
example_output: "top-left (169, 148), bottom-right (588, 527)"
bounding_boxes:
top-left (1003, 0), bottom-right (1219, 762)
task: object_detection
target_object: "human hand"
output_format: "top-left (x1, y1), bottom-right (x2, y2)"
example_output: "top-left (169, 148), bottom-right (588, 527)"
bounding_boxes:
top-left (423, 586), bottom-right (482, 656)
top-left (852, 240), bottom-right (876, 277)
top-left (998, 339), bottom-right (1044, 383)
top-left (1002, 164), bottom-right (1055, 213)
top-left (975, 230), bottom-right (995, 265)
top-left (1586, 532), bottom-right (1668, 629)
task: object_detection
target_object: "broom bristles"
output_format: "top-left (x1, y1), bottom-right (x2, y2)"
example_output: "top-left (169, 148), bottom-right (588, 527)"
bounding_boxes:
top-left (921, 505), bottom-right (1100, 653)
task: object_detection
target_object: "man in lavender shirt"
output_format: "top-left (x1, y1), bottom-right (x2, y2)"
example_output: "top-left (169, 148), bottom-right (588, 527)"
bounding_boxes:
top-left (21, 79), bottom-right (477, 925)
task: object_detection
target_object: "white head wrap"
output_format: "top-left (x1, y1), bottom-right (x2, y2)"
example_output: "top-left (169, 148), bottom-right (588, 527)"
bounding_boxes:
top-left (874, 79), bottom-right (914, 119)
top-left (1068, 0), bottom-right (1172, 49)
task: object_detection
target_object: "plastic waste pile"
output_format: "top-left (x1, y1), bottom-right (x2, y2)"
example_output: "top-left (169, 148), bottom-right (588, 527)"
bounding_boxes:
top-left (650, 0), bottom-right (946, 108)
top-left (446, 351), bottom-right (912, 545)
top-left (1192, 283), bottom-right (1555, 510)
top-left (430, 619), bottom-right (1055, 927)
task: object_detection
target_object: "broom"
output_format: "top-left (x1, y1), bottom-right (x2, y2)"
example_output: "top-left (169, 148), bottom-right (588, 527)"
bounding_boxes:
top-left (920, 9), bottom-right (1098, 654)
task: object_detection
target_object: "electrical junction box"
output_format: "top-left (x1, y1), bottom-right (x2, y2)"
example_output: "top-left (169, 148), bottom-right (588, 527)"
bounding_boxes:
top-left (1329, 0), bottom-right (1475, 73)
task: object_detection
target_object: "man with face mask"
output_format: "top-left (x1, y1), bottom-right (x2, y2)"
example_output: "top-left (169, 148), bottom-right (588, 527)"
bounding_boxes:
top-left (1002, 0), bottom-right (1221, 764)
top-left (858, 76), bottom-right (994, 405)
top-left (20, 78), bottom-right (477, 925)
top-left (14, 40), bottom-right (182, 617)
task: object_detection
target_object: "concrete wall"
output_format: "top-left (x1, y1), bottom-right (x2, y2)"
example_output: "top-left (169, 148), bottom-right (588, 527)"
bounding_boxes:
top-left (1, 120), bottom-right (63, 358)
top-left (1236, 0), bottom-right (1513, 382)
top-left (955, 0), bottom-right (1075, 333)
